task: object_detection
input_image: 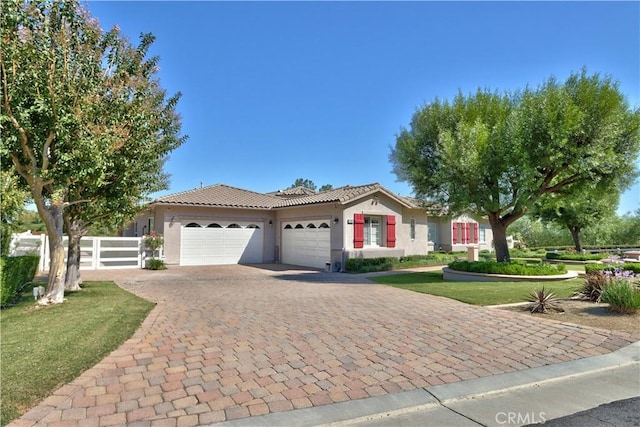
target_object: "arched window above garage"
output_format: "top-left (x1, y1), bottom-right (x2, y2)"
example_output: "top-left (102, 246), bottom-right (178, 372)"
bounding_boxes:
top-left (294, 224), bottom-right (304, 229)
top-left (207, 223), bottom-right (222, 228)
top-left (247, 224), bottom-right (260, 229)
top-left (284, 224), bottom-right (293, 229)
top-left (185, 222), bottom-right (201, 228)
top-left (319, 223), bottom-right (330, 228)
top-left (227, 223), bottom-right (241, 228)
top-left (307, 224), bottom-right (316, 228)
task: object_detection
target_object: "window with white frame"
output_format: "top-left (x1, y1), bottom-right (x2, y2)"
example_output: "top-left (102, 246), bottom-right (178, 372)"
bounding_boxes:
top-left (364, 216), bottom-right (381, 246)
top-left (410, 218), bottom-right (416, 240)
top-left (479, 225), bottom-right (488, 243)
top-left (428, 223), bottom-right (437, 243)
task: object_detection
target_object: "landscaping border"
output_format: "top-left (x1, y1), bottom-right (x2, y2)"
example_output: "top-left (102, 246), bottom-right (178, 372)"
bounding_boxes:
top-left (442, 267), bottom-right (579, 282)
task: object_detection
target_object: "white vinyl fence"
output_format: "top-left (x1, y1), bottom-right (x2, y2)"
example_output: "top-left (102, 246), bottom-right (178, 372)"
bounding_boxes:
top-left (9, 233), bottom-right (162, 272)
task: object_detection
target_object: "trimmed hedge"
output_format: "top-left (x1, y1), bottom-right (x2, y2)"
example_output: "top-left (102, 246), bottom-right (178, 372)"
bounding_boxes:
top-left (345, 257), bottom-right (395, 273)
top-left (1, 255), bottom-right (40, 307)
top-left (545, 252), bottom-right (604, 261)
top-left (345, 253), bottom-right (462, 273)
top-left (585, 262), bottom-right (640, 274)
top-left (448, 260), bottom-right (567, 276)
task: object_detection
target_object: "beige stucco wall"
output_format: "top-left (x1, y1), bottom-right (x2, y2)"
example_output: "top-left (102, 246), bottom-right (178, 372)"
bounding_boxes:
top-left (435, 214), bottom-right (494, 252)
top-left (342, 194), bottom-right (429, 260)
top-left (124, 194), bottom-right (433, 268)
top-left (122, 208), bottom-right (156, 238)
top-left (400, 207), bottom-right (429, 256)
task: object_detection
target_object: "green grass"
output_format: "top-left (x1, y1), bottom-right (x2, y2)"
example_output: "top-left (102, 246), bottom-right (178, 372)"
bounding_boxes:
top-left (0, 282), bottom-right (154, 426)
top-left (565, 264), bottom-right (586, 273)
top-left (371, 271), bottom-right (584, 306)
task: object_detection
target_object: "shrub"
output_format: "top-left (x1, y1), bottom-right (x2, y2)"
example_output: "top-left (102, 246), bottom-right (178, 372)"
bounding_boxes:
top-left (620, 263), bottom-right (640, 274)
top-left (398, 255), bottom-right (430, 263)
top-left (545, 252), bottom-right (604, 261)
top-left (510, 248), bottom-right (547, 258)
top-left (345, 257), bottom-right (396, 273)
top-left (145, 259), bottom-right (167, 270)
top-left (527, 287), bottom-right (563, 313)
top-left (143, 232), bottom-right (164, 261)
top-left (585, 262), bottom-right (640, 275)
top-left (578, 272), bottom-right (609, 302)
top-left (448, 260), bottom-right (567, 276)
top-left (398, 253), bottom-right (459, 265)
top-left (585, 264), bottom-right (606, 274)
top-left (1, 255), bottom-right (40, 307)
top-left (600, 281), bottom-right (640, 313)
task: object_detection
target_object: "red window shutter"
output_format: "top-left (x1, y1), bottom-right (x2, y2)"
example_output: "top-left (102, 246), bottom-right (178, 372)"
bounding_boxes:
top-left (354, 213), bottom-right (364, 248)
top-left (386, 215), bottom-right (396, 248)
top-left (452, 222), bottom-right (458, 244)
top-left (465, 223), bottom-right (471, 244)
top-left (474, 223), bottom-right (479, 243)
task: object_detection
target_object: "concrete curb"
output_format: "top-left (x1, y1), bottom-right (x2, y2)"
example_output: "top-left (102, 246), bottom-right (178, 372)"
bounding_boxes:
top-left (442, 267), bottom-right (578, 282)
top-left (426, 341), bottom-right (639, 403)
top-left (211, 342), bottom-right (640, 426)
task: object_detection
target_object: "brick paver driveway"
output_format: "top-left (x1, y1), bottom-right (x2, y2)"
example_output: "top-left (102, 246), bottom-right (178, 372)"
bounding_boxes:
top-left (14, 265), bottom-right (638, 426)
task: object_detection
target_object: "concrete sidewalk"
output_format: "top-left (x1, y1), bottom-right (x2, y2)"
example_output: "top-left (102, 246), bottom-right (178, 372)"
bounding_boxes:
top-left (215, 342), bottom-right (640, 426)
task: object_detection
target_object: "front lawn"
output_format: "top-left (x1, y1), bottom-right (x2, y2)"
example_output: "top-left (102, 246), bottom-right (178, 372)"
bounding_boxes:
top-left (0, 282), bottom-right (154, 426)
top-left (370, 271), bottom-right (583, 305)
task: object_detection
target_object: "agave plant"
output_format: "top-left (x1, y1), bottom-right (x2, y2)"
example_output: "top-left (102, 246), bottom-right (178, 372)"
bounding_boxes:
top-left (527, 287), bottom-right (564, 313)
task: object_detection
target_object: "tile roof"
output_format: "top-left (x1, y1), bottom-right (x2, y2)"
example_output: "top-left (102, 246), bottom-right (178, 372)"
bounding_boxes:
top-left (151, 184), bottom-right (281, 209)
top-left (268, 186), bottom-right (318, 197)
top-left (151, 183), bottom-right (417, 209)
top-left (273, 183), bottom-right (384, 207)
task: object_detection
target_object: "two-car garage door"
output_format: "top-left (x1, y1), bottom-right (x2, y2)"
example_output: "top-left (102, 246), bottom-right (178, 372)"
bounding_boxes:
top-left (281, 220), bottom-right (331, 269)
top-left (180, 221), bottom-right (263, 266)
top-left (179, 219), bottom-right (331, 269)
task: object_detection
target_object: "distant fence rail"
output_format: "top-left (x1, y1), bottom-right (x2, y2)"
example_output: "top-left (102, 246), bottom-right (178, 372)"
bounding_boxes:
top-left (9, 233), bottom-right (161, 271)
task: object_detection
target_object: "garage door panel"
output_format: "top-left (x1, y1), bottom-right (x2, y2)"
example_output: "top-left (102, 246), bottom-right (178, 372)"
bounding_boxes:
top-left (180, 222), bottom-right (263, 266)
top-left (282, 221), bottom-right (330, 269)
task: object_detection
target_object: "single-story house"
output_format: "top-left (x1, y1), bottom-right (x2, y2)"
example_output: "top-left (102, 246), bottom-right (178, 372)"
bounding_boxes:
top-left (124, 183), bottom-right (494, 270)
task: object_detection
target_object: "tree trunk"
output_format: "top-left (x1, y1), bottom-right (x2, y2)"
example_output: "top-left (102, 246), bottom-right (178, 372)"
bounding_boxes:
top-left (569, 226), bottom-right (583, 253)
top-left (35, 201), bottom-right (66, 304)
top-left (488, 212), bottom-right (511, 262)
top-left (64, 216), bottom-right (84, 291)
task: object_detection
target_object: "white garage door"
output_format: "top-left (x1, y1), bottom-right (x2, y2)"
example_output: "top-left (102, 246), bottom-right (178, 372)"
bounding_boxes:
top-left (282, 220), bottom-right (331, 269)
top-left (180, 221), bottom-right (263, 266)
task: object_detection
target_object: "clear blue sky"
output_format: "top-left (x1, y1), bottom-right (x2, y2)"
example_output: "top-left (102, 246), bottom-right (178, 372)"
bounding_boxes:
top-left (87, 1), bottom-right (640, 215)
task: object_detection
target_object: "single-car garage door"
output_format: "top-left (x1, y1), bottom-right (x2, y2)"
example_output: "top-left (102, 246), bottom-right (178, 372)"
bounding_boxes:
top-left (282, 220), bottom-right (331, 269)
top-left (180, 221), bottom-right (263, 266)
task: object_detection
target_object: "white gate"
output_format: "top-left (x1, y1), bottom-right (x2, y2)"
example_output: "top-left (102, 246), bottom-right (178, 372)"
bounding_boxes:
top-left (9, 233), bottom-right (148, 271)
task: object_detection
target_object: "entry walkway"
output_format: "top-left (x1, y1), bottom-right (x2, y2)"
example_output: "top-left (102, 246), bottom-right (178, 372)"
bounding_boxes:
top-left (11, 265), bottom-right (638, 426)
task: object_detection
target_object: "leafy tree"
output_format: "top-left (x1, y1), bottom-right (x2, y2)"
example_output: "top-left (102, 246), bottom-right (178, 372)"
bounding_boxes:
top-left (509, 216), bottom-right (572, 249)
top-left (0, 170), bottom-right (29, 256)
top-left (290, 178), bottom-right (317, 191)
top-left (14, 210), bottom-right (46, 234)
top-left (533, 180), bottom-right (620, 252)
top-left (391, 70), bottom-right (640, 262)
top-left (594, 211), bottom-right (640, 247)
top-left (1, 1), bottom-right (184, 301)
top-left (616, 211), bottom-right (640, 246)
top-left (62, 34), bottom-right (184, 290)
top-left (288, 179), bottom-right (334, 192)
